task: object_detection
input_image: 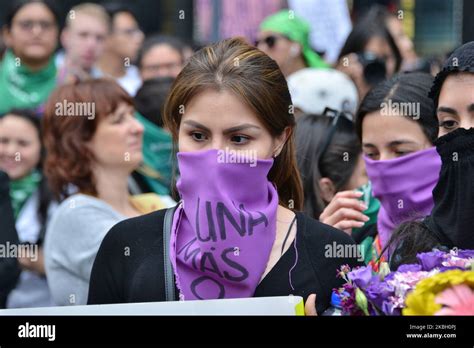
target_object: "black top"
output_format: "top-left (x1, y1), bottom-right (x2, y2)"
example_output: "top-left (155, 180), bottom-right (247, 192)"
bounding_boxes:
top-left (0, 171), bottom-right (21, 308)
top-left (88, 209), bottom-right (363, 314)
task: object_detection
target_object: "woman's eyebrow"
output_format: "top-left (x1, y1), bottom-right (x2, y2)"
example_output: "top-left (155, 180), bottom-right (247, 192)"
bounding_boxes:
top-left (181, 121), bottom-right (261, 134)
top-left (182, 120), bottom-right (211, 132)
top-left (388, 140), bottom-right (417, 146)
top-left (363, 140), bottom-right (416, 148)
top-left (437, 106), bottom-right (458, 116)
top-left (467, 103), bottom-right (474, 112)
top-left (223, 124), bottom-right (261, 135)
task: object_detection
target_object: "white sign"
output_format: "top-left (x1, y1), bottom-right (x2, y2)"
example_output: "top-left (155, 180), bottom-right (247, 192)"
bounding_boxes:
top-left (0, 296), bottom-right (304, 316)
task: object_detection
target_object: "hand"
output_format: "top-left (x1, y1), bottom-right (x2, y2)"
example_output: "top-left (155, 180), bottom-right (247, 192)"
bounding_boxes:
top-left (319, 190), bottom-right (369, 235)
top-left (304, 293), bottom-right (317, 316)
top-left (18, 246), bottom-right (46, 275)
top-left (336, 53), bottom-right (371, 99)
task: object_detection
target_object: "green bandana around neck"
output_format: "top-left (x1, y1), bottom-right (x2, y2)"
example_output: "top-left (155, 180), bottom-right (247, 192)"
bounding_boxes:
top-left (135, 112), bottom-right (173, 195)
top-left (0, 49), bottom-right (57, 114)
top-left (9, 170), bottom-right (42, 219)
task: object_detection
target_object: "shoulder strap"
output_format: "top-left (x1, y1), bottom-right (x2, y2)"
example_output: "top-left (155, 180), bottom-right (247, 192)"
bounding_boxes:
top-left (163, 206), bottom-right (177, 301)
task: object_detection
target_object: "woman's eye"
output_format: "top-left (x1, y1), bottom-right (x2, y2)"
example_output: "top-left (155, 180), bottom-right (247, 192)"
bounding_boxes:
top-left (395, 151), bottom-right (409, 157)
top-left (365, 152), bottom-right (377, 159)
top-left (18, 140), bottom-right (30, 147)
top-left (231, 135), bottom-right (250, 144)
top-left (439, 120), bottom-right (458, 130)
top-left (191, 132), bottom-right (207, 142)
top-left (112, 115), bottom-right (124, 124)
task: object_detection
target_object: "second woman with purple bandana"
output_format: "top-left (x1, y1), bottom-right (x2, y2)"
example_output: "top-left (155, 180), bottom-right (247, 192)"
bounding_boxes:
top-left (356, 73), bottom-right (441, 263)
top-left (87, 38), bottom-right (363, 315)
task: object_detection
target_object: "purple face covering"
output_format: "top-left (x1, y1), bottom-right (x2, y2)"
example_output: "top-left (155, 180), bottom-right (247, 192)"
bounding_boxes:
top-left (364, 147), bottom-right (442, 253)
top-left (170, 149), bottom-right (278, 300)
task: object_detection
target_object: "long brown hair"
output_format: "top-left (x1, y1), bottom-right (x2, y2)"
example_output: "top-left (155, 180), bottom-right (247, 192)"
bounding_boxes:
top-left (163, 37), bottom-right (303, 210)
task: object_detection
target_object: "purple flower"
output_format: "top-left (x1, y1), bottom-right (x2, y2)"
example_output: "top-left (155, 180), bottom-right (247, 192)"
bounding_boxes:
top-left (438, 265), bottom-right (466, 272)
top-left (348, 266), bottom-right (375, 289)
top-left (340, 283), bottom-right (364, 316)
top-left (417, 250), bottom-right (446, 271)
top-left (456, 249), bottom-right (474, 259)
top-left (396, 264), bottom-right (422, 273)
top-left (365, 279), bottom-right (395, 312)
top-left (382, 299), bottom-right (401, 316)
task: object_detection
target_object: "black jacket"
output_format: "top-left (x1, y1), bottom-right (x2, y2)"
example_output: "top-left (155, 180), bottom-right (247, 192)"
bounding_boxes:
top-left (0, 171), bottom-right (21, 308)
top-left (88, 209), bottom-right (363, 314)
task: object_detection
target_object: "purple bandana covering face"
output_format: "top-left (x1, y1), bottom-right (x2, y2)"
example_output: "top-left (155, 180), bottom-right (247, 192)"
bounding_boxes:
top-left (364, 147), bottom-right (441, 252)
top-left (170, 149), bottom-right (278, 300)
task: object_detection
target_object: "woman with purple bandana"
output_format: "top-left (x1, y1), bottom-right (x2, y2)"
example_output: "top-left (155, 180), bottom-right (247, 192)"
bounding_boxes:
top-left (355, 73), bottom-right (440, 264)
top-left (87, 38), bottom-right (362, 315)
top-left (387, 41), bottom-right (474, 269)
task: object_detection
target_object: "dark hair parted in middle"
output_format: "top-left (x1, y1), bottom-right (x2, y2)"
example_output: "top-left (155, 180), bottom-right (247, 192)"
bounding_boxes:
top-left (355, 72), bottom-right (438, 143)
top-left (163, 37), bottom-right (303, 210)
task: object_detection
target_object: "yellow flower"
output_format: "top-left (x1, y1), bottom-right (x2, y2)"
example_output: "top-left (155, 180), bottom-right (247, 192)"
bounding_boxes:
top-left (403, 270), bottom-right (474, 316)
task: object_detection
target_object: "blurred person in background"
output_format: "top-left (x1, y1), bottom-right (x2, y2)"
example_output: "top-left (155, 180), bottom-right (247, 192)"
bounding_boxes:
top-left (0, 36), bottom-right (6, 59)
top-left (287, 68), bottom-right (358, 118)
top-left (369, 5), bottom-right (442, 75)
top-left (336, 6), bottom-right (402, 99)
top-left (97, 2), bottom-right (144, 96)
top-left (133, 77), bottom-right (174, 196)
top-left (136, 34), bottom-right (185, 82)
top-left (0, 109), bottom-right (56, 308)
top-left (295, 111), bottom-right (377, 244)
top-left (0, 0), bottom-right (60, 115)
top-left (57, 3), bottom-right (111, 84)
top-left (382, 8), bottom-right (418, 72)
top-left (181, 39), bottom-right (201, 64)
top-left (42, 79), bottom-right (174, 306)
top-left (257, 9), bottom-right (328, 78)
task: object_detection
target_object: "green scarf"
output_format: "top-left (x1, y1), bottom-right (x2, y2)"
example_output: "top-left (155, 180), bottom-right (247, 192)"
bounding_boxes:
top-left (355, 181), bottom-right (380, 228)
top-left (0, 49), bottom-right (57, 115)
top-left (10, 170), bottom-right (42, 219)
top-left (260, 10), bottom-right (329, 69)
top-left (353, 181), bottom-right (381, 264)
top-left (135, 112), bottom-right (173, 195)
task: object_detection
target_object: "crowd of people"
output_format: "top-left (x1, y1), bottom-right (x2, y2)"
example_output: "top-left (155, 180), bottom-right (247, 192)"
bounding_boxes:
top-left (0, 0), bottom-right (472, 315)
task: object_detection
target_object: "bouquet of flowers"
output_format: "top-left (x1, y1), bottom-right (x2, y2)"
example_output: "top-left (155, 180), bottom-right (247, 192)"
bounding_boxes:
top-left (335, 248), bottom-right (474, 316)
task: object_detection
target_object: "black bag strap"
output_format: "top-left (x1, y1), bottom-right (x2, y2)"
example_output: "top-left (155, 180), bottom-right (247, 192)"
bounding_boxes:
top-left (163, 206), bottom-right (177, 301)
